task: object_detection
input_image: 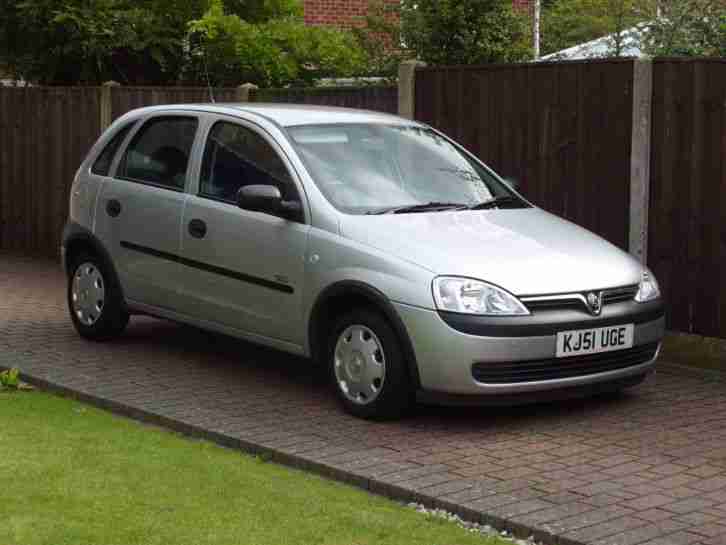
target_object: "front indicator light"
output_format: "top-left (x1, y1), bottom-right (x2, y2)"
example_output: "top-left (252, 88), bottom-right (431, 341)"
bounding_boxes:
top-left (635, 269), bottom-right (661, 303)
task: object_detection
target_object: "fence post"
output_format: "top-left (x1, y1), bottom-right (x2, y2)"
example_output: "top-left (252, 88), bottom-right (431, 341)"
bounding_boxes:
top-left (99, 81), bottom-right (120, 131)
top-left (629, 59), bottom-right (653, 264)
top-left (398, 60), bottom-right (425, 120)
top-left (237, 83), bottom-right (258, 103)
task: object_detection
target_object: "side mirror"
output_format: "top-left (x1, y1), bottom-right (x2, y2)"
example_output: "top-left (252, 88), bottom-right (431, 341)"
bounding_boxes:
top-left (236, 184), bottom-right (302, 220)
top-left (503, 177), bottom-right (519, 190)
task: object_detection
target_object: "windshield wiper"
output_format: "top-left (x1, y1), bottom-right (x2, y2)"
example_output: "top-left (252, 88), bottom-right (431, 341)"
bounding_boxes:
top-left (367, 197), bottom-right (525, 215)
top-left (467, 196), bottom-right (523, 210)
top-left (367, 202), bottom-right (468, 215)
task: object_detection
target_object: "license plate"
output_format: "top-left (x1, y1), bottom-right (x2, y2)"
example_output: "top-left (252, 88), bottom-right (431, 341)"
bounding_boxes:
top-left (556, 324), bottom-right (634, 358)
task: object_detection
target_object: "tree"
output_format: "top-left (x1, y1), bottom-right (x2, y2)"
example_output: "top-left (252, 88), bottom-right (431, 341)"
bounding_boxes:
top-left (0, 0), bottom-right (23, 80)
top-left (350, 0), bottom-right (407, 79)
top-left (638, 0), bottom-right (726, 57)
top-left (542, 0), bottom-right (726, 58)
top-left (718, 14), bottom-right (726, 56)
top-left (541, 0), bottom-right (641, 57)
top-left (398, 0), bottom-right (532, 65)
top-left (187, 0), bottom-right (367, 87)
top-left (605, 0), bottom-right (641, 56)
top-left (541, 0), bottom-right (612, 55)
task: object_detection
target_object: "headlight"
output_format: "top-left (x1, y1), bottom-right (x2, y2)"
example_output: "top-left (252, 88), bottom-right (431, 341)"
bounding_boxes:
top-left (635, 269), bottom-right (660, 303)
top-left (433, 277), bottom-right (530, 316)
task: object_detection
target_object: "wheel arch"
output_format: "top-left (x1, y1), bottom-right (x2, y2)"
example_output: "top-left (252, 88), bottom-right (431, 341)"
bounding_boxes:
top-left (62, 222), bottom-right (125, 302)
top-left (308, 281), bottom-right (421, 390)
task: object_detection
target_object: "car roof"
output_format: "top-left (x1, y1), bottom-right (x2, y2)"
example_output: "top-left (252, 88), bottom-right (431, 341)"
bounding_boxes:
top-left (125, 103), bottom-right (417, 128)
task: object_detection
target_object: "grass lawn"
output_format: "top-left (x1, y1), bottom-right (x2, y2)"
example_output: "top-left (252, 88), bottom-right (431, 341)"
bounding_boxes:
top-left (0, 390), bottom-right (509, 545)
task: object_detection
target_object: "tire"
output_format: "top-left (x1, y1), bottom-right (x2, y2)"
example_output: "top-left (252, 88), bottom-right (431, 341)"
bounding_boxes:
top-left (67, 252), bottom-right (129, 341)
top-left (327, 308), bottom-right (413, 420)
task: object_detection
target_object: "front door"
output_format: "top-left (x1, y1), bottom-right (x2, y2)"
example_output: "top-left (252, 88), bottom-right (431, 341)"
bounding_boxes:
top-left (177, 118), bottom-right (309, 346)
top-left (94, 115), bottom-right (199, 311)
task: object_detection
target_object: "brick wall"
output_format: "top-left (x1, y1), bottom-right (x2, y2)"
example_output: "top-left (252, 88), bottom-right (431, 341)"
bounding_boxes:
top-left (303, 0), bottom-right (373, 27)
top-left (304, 0), bottom-right (535, 27)
top-left (512, 0), bottom-right (534, 16)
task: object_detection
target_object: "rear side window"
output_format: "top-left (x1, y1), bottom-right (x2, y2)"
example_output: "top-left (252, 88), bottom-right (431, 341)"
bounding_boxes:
top-left (118, 116), bottom-right (198, 190)
top-left (91, 122), bottom-right (135, 176)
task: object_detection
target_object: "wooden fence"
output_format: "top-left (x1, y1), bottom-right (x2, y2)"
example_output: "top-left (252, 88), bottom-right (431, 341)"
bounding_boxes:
top-left (109, 86), bottom-right (240, 120)
top-left (252, 85), bottom-right (398, 114)
top-left (415, 59), bottom-right (635, 250)
top-left (2, 62), bottom-right (726, 340)
top-left (0, 87), bottom-right (101, 255)
top-left (648, 59), bottom-right (726, 338)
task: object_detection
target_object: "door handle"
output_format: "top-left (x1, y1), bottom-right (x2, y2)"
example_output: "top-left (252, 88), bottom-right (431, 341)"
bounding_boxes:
top-left (188, 219), bottom-right (207, 239)
top-left (106, 199), bottom-right (121, 217)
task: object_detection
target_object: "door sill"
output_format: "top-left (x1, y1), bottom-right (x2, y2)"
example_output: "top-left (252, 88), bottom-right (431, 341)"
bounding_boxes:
top-left (126, 299), bottom-right (306, 357)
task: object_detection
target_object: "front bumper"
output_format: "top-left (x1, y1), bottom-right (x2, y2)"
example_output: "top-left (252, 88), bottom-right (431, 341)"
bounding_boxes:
top-left (394, 300), bottom-right (665, 396)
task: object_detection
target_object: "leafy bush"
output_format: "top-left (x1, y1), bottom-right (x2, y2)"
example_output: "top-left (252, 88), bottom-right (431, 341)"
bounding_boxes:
top-left (187, 0), bottom-right (367, 87)
top-left (0, 0), bottom-right (365, 86)
top-left (0, 0), bottom-right (208, 84)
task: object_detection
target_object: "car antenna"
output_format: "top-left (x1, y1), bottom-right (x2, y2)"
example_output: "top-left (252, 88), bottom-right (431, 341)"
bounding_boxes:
top-left (202, 43), bottom-right (215, 104)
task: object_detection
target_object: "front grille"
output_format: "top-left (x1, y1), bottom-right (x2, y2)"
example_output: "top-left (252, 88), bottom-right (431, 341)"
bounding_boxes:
top-left (522, 285), bottom-right (639, 313)
top-left (523, 298), bottom-right (582, 311)
top-left (603, 285), bottom-right (639, 304)
top-left (471, 342), bottom-right (659, 384)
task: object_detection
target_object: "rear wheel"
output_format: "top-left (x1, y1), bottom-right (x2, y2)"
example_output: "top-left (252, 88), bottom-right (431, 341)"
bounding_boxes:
top-left (328, 308), bottom-right (413, 420)
top-left (68, 252), bottom-right (129, 341)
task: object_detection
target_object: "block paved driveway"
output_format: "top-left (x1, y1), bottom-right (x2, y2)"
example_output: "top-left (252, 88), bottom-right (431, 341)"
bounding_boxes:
top-left (2, 253), bottom-right (726, 545)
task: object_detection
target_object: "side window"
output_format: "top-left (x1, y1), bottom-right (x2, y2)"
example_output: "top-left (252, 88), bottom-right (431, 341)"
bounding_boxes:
top-left (199, 121), bottom-right (298, 205)
top-left (118, 116), bottom-right (198, 190)
top-left (91, 122), bottom-right (135, 176)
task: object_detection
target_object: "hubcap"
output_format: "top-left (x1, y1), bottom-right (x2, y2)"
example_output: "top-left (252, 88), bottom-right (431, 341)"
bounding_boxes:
top-left (334, 325), bottom-right (386, 405)
top-left (71, 262), bottom-right (105, 326)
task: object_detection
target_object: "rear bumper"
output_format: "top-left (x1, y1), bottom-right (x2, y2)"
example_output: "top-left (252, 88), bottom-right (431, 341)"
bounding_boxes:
top-left (394, 301), bottom-right (664, 397)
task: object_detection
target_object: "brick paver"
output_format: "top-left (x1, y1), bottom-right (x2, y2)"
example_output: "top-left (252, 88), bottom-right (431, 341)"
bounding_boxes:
top-left (2, 254), bottom-right (726, 545)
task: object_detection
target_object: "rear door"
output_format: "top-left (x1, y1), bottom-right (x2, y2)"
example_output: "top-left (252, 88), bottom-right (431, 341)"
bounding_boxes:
top-left (94, 114), bottom-right (200, 311)
top-left (176, 116), bottom-right (309, 346)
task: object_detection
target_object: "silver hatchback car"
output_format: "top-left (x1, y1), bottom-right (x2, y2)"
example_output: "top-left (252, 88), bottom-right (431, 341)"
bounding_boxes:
top-left (62, 104), bottom-right (665, 419)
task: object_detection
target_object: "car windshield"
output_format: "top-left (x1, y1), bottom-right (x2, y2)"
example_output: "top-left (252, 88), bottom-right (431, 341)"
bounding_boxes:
top-left (286, 123), bottom-right (524, 215)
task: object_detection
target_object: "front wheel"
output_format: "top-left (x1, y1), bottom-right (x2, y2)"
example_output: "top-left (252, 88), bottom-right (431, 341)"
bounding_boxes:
top-left (328, 309), bottom-right (413, 420)
top-left (68, 252), bottom-right (129, 341)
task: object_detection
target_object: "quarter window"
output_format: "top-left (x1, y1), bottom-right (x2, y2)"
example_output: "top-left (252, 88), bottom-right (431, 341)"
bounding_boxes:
top-left (91, 122), bottom-right (135, 176)
top-left (200, 122), bottom-right (299, 205)
top-left (118, 116), bottom-right (198, 190)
